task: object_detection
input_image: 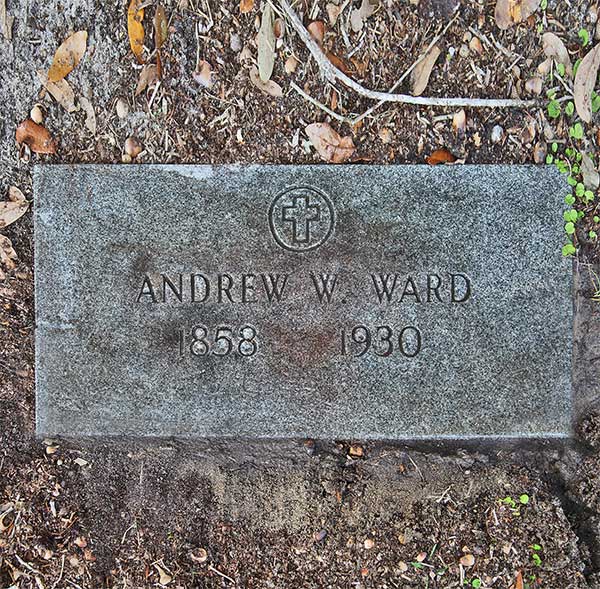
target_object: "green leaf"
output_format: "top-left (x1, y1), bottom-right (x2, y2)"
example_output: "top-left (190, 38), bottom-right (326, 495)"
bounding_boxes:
top-left (564, 210), bottom-right (578, 222)
top-left (562, 243), bottom-right (576, 256)
top-left (532, 544), bottom-right (542, 551)
top-left (579, 29), bottom-right (590, 47)
top-left (551, 142), bottom-right (558, 153)
top-left (574, 58), bottom-right (582, 77)
top-left (472, 580), bottom-right (482, 589)
top-left (519, 494), bottom-right (529, 504)
top-left (593, 93), bottom-right (600, 113)
top-left (593, 215), bottom-right (600, 223)
top-left (557, 62), bottom-right (566, 77)
top-left (565, 99), bottom-right (575, 115)
top-left (570, 123), bottom-right (584, 140)
top-left (590, 230), bottom-right (598, 239)
top-left (585, 190), bottom-right (595, 202)
top-left (576, 183), bottom-right (585, 197)
top-left (567, 175), bottom-right (577, 186)
top-left (532, 553), bottom-right (542, 567)
top-left (547, 100), bottom-right (561, 119)
top-left (565, 222), bottom-right (575, 235)
top-left (565, 194), bottom-right (575, 205)
top-left (546, 154), bottom-right (554, 164)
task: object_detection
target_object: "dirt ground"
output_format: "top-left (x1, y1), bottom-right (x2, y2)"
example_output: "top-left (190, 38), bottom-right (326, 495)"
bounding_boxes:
top-left (2, 0), bottom-right (600, 587)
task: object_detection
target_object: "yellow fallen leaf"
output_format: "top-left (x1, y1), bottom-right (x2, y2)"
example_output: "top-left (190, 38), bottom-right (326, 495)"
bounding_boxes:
top-left (306, 122), bottom-right (355, 163)
top-left (48, 30), bottom-right (87, 83)
top-left (128, 0), bottom-right (145, 63)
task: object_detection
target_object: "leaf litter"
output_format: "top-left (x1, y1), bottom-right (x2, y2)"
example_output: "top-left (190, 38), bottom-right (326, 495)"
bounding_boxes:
top-left (47, 30), bottom-right (87, 83)
top-left (305, 123), bottom-right (355, 163)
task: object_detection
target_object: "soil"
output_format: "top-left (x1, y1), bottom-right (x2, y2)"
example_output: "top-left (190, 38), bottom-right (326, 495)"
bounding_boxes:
top-left (1, 0), bottom-right (600, 587)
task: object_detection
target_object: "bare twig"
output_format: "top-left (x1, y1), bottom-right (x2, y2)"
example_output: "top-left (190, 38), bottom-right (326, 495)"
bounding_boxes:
top-left (354, 13), bottom-right (460, 124)
top-left (208, 565), bottom-right (235, 584)
top-left (289, 81), bottom-right (350, 122)
top-left (278, 0), bottom-right (537, 111)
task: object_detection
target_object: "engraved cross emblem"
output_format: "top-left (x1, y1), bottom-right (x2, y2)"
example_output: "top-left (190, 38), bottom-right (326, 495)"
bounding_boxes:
top-left (281, 195), bottom-right (321, 244)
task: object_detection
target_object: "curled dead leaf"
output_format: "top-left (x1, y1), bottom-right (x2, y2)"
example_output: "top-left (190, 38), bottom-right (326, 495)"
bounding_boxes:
top-left (495, 0), bottom-right (540, 29)
top-left (452, 109), bottom-right (466, 135)
top-left (426, 148), bottom-right (457, 165)
top-left (0, 234), bottom-right (18, 279)
top-left (542, 32), bottom-right (572, 77)
top-left (48, 30), bottom-right (87, 83)
top-left (249, 66), bottom-right (282, 97)
top-left (128, 0), bottom-right (145, 63)
top-left (306, 122), bottom-right (355, 163)
top-left (0, 187), bottom-right (28, 229)
top-left (574, 44), bottom-right (600, 123)
top-left (411, 45), bottom-right (441, 96)
top-left (15, 119), bottom-right (57, 154)
top-left (135, 64), bottom-right (158, 95)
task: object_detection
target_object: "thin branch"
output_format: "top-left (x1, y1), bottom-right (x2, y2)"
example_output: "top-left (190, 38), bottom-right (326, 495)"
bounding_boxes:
top-left (354, 12), bottom-right (460, 124)
top-left (278, 0), bottom-right (537, 111)
top-left (289, 81), bottom-right (350, 122)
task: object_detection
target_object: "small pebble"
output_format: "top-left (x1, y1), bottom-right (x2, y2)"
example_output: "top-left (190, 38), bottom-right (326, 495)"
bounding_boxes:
top-left (491, 125), bottom-right (504, 144)
top-left (30, 104), bottom-right (44, 124)
top-left (230, 33), bottom-right (242, 52)
top-left (124, 137), bottom-right (142, 158)
top-left (116, 98), bottom-right (129, 119)
top-left (364, 538), bottom-right (375, 549)
top-left (459, 44), bottom-right (470, 58)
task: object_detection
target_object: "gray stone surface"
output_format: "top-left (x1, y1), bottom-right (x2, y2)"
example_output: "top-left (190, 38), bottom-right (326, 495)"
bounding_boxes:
top-left (34, 164), bottom-right (572, 439)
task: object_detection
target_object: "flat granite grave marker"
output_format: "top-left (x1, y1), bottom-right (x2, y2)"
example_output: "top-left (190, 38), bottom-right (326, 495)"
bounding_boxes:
top-left (34, 165), bottom-right (572, 439)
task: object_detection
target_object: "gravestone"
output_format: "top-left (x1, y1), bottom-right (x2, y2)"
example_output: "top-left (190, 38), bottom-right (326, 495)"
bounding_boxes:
top-left (34, 165), bottom-right (572, 439)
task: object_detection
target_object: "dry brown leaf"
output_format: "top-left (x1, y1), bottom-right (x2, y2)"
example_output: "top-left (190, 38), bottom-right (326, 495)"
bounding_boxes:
top-left (542, 32), bottom-right (572, 76)
top-left (326, 3), bottom-right (341, 25)
top-left (249, 66), bottom-right (283, 97)
top-left (515, 571), bottom-right (524, 589)
top-left (350, 0), bottom-right (378, 33)
top-left (411, 45), bottom-right (441, 96)
top-left (194, 60), bottom-right (214, 88)
top-left (128, 0), bottom-right (145, 63)
top-left (308, 21), bottom-right (325, 47)
top-left (240, 0), bottom-right (254, 13)
top-left (426, 148), bottom-right (457, 165)
top-left (459, 554), bottom-right (475, 567)
top-left (327, 52), bottom-right (352, 75)
top-left (495, 0), bottom-right (540, 29)
top-left (37, 70), bottom-right (76, 113)
top-left (15, 119), bottom-right (57, 154)
top-left (0, 187), bottom-right (29, 230)
top-left (154, 564), bottom-right (172, 585)
top-left (48, 30), bottom-right (87, 83)
top-left (574, 44), bottom-right (600, 123)
top-left (155, 5), bottom-right (168, 49)
top-left (135, 64), bottom-right (158, 95)
top-left (581, 152), bottom-right (600, 190)
top-left (306, 122), bottom-right (355, 163)
top-left (0, 234), bottom-right (18, 279)
top-left (79, 96), bottom-right (97, 134)
top-left (0, 0), bottom-right (14, 40)
top-left (257, 3), bottom-right (275, 82)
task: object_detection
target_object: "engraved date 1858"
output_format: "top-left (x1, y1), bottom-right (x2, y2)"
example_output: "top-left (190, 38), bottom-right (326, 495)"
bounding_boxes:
top-left (179, 325), bottom-right (258, 357)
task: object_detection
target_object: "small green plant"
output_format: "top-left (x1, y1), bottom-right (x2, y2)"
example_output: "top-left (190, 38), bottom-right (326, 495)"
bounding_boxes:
top-left (579, 28), bottom-right (590, 47)
top-left (519, 494), bottom-right (530, 505)
top-left (565, 101), bottom-right (575, 116)
top-left (471, 579), bottom-right (482, 588)
top-left (530, 544), bottom-right (543, 567)
top-left (570, 123), bottom-right (584, 139)
top-left (547, 100), bottom-right (561, 119)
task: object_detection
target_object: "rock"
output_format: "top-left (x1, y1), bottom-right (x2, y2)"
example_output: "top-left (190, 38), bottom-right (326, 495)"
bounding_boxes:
top-left (491, 125), bottom-right (504, 144)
